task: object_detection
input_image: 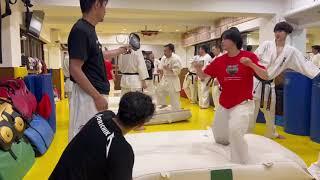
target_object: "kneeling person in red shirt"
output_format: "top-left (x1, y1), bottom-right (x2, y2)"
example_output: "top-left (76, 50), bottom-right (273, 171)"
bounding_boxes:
top-left (49, 92), bottom-right (155, 180)
top-left (194, 27), bottom-right (268, 164)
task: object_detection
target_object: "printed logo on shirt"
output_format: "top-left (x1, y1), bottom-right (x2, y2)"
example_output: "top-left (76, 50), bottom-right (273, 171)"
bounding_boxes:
top-left (95, 113), bottom-right (115, 159)
top-left (226, 65), bottom-right (239, 76)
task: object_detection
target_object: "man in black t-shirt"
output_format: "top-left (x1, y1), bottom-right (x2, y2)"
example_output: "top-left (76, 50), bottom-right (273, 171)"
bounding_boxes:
top-left (68, 0), bottom-right (130, 141)
top-left (50, 92), bottom-right (155, 180)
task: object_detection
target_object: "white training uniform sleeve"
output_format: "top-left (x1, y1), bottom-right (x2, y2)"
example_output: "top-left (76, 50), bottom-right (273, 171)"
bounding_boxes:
top-left (158, 56), bottom-right (165, 70)
top-left (136, 51), bottom-right (149, 80)
top-left (204, 54), bottom-right (212, 66)
top-left (287, 48), bottom-right (320, 79)
top-left (118, 54), bottom-right (124, 72)
top-left (171, 57), bottom-right (182, 75)
top-left (254, 41), bottom-right (271, 67)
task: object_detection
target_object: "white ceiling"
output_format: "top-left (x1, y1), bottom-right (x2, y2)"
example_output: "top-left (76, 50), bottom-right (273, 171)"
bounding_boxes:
top-left (38, 7), bottom-right (227, 34)
top-left (33, 0), bottom-right (286, 35)
top-left (285, 4), bottom-right (320, 27)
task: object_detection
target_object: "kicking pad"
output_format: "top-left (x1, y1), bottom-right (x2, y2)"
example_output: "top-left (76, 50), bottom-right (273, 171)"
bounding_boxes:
top-left (107, 96), bottom-right (191, 125)
top-left (126, 130), bottom-right (313, 180)
top-left (145, 106), bottom-right (191, 125)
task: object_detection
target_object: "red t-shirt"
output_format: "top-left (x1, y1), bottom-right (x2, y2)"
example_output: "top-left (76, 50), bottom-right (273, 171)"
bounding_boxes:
top-left (204, 50), bottom-right (265, 109)
top-left (104, 60), bottom-right (113, 80)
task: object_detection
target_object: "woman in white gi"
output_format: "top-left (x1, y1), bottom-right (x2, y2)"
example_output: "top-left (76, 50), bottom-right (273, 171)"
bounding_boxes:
top-left (211, 45), bottom-right (224, 110)
top-left (194, 27), bottom-right (268, 164)
top-left (183, 55), bottom-right (199, 104)
top-left (118, 49), bottom-right (149, 96)
top-left (197, 45), bottom-right (213, 109)
top-left (248, 22), bottom-right (320, 139)
top-left (156, 44), bottom-right (182, 111)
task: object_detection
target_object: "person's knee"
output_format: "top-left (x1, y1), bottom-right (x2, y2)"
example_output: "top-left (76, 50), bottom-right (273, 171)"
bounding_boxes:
top-left (213, 130), bottom-right (229, 145)
top-left (229, 128), bottom-right (245, 142)
top-left (214, 135), bottom-right (230, 145)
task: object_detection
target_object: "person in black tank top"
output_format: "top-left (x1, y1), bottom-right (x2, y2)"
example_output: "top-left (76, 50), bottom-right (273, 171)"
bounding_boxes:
top-left (50, 92), bottom-right (155, 180)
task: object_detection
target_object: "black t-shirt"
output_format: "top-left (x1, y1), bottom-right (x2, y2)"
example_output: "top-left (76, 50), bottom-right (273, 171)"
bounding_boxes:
top-left (49, 111), bottom-right (134, 180)
top-left (145, 59), bottom-right (154, 80)
top-left (68, 19), bottom-right (109, 95)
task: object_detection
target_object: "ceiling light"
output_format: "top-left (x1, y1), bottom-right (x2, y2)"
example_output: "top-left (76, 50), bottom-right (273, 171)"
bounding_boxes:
top-left (123, 28), bottom-right (127, 31)
top-left (159, 29), bottom-right (162, 32)
top-left (176, 29), bottom-right (180, 32)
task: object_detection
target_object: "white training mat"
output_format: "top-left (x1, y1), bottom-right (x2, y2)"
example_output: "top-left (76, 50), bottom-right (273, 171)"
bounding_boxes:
top-left (108, 96), bottom-right (191, 125)
top-left (126, 130), bottom-right (313, 180)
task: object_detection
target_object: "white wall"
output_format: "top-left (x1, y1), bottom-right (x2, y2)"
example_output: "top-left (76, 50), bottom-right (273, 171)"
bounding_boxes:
top-left (247, 33), bottom-right (259, 46)
top-left (307, 28), bottom-right (320, 51)
top-left (46, 45), bottom-right (62, 69)
top-left (40, 24), bottom-right (52, 43)
top-left (186, 46), bottom-right (195, 68)
top-left (0, 0), bottom-right (24, 67)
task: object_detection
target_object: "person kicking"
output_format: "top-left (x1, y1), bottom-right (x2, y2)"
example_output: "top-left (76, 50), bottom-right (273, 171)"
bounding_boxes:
top-left (194, 27), bottom-right (267, 164)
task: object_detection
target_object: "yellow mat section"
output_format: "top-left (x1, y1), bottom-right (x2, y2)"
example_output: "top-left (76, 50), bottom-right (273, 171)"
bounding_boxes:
top-left (24, 98), bottom-right (320, 179)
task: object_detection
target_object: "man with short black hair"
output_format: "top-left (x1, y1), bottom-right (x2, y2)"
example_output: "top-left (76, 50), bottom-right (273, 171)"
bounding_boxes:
top-left (68, 0), bottom-right (130, 141)
top-left (156, 43), bottom-right (182, 110)
top-left (249, 22), bottom-right (320, 139)
top-left (50, 92), bottom-right (155, 180)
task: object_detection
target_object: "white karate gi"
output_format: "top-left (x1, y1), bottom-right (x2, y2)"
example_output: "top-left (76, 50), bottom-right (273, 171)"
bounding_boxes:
top-left (118, 50), bottom-right (149, 96)
top-left (63, 54), bottom-right (73, 98)
top-left (213, 100), bottom-right (254, 164)
top-left (197, 54), bottom-right (213, 108)
top-left (68, 84), bottom-right (108, 142)
top-left (156, 54), bottom-right (182, 110)
top-left (153, 58), bottom-right (162, 87)
top-left (183, 56), bottom-right (198, 104)
top-left (211, 53), bottom-right (223, 109)
top-left (248, 40), bottom-right (320, 138)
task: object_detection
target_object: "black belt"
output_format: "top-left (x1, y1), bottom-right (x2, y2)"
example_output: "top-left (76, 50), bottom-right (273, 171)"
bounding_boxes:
top-left (122, 73), bottom-right (139, 75)
top-left (153, 74), bottom-right (160, 83)
top-left (254, 75), bottom-right (273, 111)
top-left (206, 78), bottom-right (214, 87)
top-left (188, 71), bottom-right (197, 84)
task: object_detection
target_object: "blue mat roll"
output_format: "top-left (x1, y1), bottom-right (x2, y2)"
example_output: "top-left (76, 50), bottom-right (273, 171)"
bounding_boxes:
top-left (24, 74), bottom-right (56, 132)
top-left (24, 115), bottom-right (54, 156)
top-left (284, 71), bottom-right (312, 136)
top-left (311, 76), bottom-right (320, 143)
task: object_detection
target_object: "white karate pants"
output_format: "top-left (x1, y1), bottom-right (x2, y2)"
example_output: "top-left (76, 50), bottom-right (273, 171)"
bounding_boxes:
top-left (212, 100), bottom-right (254, 164)
top-left (198, 77), bottom-right (211, 108)
top-left (69, 84), bottom-right (108, 142)
top-left (248, 84), bottom-right (278, 139)
top-left (183, 75), bottom-right (198, 104)
top-left (212, 84), bottom-right (220, 109)
top-left (156, 85), bottom-right (181, 111)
